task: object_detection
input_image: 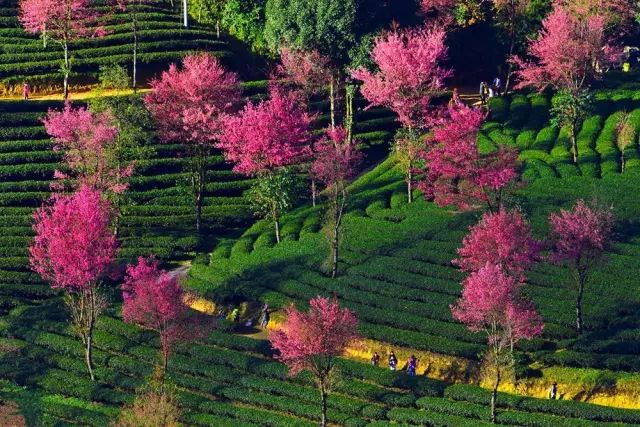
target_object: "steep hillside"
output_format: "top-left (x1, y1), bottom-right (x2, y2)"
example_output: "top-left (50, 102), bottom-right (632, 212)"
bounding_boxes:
top-left (188, 87), bottom-right (640, 398)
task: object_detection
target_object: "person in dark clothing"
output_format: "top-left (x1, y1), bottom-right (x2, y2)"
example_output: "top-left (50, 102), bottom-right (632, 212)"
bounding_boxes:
top-left (259, 303), bottom-right (270, 328)
top-left (407, 355), bottom-right (417, 376)
top-left (371, 352), bottom-right (380, 367)
top-left (388, 351), bottom-right (398, 371)
top-left (479, 81), bottom-right (488, 104)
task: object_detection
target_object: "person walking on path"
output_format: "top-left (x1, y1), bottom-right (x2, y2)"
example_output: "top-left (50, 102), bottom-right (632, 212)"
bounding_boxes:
top-left (479, 81), bottom-right (488, 105)
top-left (231, 307), bottom-right (240, 327)
top-left (549, 382), bottom-right (558, 400)
top-left (23, 83), bottom-right (30, 100)
top-left (259, 303), bottom-right (270, 328)
top-left (388, 351), bottom-right (398, 371)
top-left (371, 352), bottom-right (380, 367)
top-left (492, 76), bottom-right (502, 96)
top-left (407, 355), bottom-right (417, 376)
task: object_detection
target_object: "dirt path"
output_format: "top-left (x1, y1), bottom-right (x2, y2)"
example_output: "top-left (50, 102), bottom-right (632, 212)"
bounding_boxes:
top-left (1, 87), bottom-right (149, 102)
top-left (0, 402), bottom-right (26, 427)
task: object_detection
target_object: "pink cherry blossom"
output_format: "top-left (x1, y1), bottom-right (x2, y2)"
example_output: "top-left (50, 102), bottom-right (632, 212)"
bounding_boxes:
top-left (30, 185), bottom-right (117, 291)
top-left (122, 257), bottom-right (206, 375)
top-left (351, 24), bottom-right (452, 128)
top-left (417, 104), bottom-right (518, 211)
top-left (455, 209), bottom-right (540, 281)
top-left (219, 88), bottom-right (313, 176)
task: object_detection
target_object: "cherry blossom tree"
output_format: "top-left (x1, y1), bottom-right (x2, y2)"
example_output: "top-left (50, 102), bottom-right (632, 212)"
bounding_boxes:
top-left (512, 4), bottom-right (620, 163)
top-left (30, 186), bottom-right (117, 381)
top-left (270, 296), bottom-right (359, 427)
top-left (548, 200), bottom-right (614, 334)
top-left (277, 47), bottom-right (334, 108)
top-left (219, 88), bottom-right (313, 242)
top-left (455, 209), bottom-right (540, 281)
top-left (352, 24), bottom-right (452, 129)
top-left (451, 263), bottom-right (543, 423)
top-left (122, 257), bottom-right (204, 378)
top-left (311, 127), bottom-right (364, 278)
top-left (219, 88), bottom-right (313, 175)
top-left (417, 104), bottom-right (519, 212)
top-left (43, 103), bottom-right (133, 195)
top-left (559, 0), bottom-right (637, 31)
top-left (44, 103), bottom-right (134, 235)
top-left (145, 53), bottom-right (241, 233)
top-left (18, 0), bottom-right (105, 99)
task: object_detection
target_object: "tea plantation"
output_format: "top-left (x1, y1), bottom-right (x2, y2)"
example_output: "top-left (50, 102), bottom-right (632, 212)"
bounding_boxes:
top-left (0, 0), bottom-right (639, 425)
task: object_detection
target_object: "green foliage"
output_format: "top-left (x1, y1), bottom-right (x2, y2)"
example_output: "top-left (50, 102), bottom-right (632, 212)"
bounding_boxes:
top-left (264, 0), bottom-right (356, 63)
top-left (222, 0), bottom-right (267, 53)
top-left (98, 64), bottom-right (129, 90)
top-left (247, 168), bottom-right (302, 224)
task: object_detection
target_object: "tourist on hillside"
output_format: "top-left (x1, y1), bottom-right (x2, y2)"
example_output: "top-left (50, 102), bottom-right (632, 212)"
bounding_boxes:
top-left (23, 82), bottom-right (30, 100)
top-left (371, 352), bottom-right (380, 367)
top-left (449, 87), bottom-right (462, 108)
top-left (549, 382), bottom-right (558, 399)
top-left (259, 303), bottom-right (270, 328)
top-left (231, 307), bottom-right (240, 326)
top-left (492, 76), bottom-right (502, 96)
top-left (407, 355), bottom-right (417, 376)
top-left (388, 351), bottom-right (398, 371)
top-left (479, 81), bottom-right (488, 104)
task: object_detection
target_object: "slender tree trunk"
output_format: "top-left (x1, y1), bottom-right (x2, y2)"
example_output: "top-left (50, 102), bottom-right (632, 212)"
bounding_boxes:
top-left (194, 166), bottom-right (205, 234)
top-left (491, 366), bottom-right (501, 423)
top-left (42, 23), bottom-right (47, 48)
top-left (503, 37), bottom-right (516, 94)
top-left (85, 331), bottom-right (94, 381)
top-left (331, 224), bottom-right (339, 279)
top-left (621, 152), bottom-right (625, 173)
top-left (319, 380), bottom-right (328, 427)
top-left (162, 347), bottom-right (168, 380)
top-left (274, 218), bottom-right (281, 244)
top-left (575, 268), bottom-right (585, 335)
top-left (132, 14), bottom-right (138, 92)
top-left (345, 83), bottom-right (354, 144)
top-left (570, 124), bottom-right (578, 164)
top-left (311, 179), bottom-right (317, 207)
top-left (216, 20), bottom-right (220, 39)
top-left (407, 168), bottom-right (413, 204)
top-left (182, 0), bottom-right (188, 28)
top-left (329, 77), bottom-right (336, 130)
top-left (63, 41), bottom-right (70, 101)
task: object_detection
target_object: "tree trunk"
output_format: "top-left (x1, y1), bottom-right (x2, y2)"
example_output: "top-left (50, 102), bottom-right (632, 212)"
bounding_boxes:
top-left (320, 381), bottom-right (328, 427)
top-left (274, 218), bottom-right (281, 244)
top-left (42, 23), bottom-right (47, 48)
top-left (63, 41), bottom-right (70, 101)
top-left (182, 0), bottom-right (188, 28)
top-left (570, 125), bottom-right (578, 164)
top-left (216, 20), bottom-right (220, 39)
top-left (503, 38), bottom-right (516, 94)
top-left (621, 152), bottom-right (625, 173)
top-left (132, 14), bottom-right (138, 93)
top-left (329, 77), bottom-right (336, 130)
top-left (491, 367), bottom-right (501, 423)
top-left (162, 347), bottom-right (168, 380)
top-left (331, 226), bottom-right (339, 279)
top-left (407, 169), bottom-right (413, 204)
top-left (575, 270), bottom-right (585, 335)
top-left (311, 179), bottom-right (317, 207)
